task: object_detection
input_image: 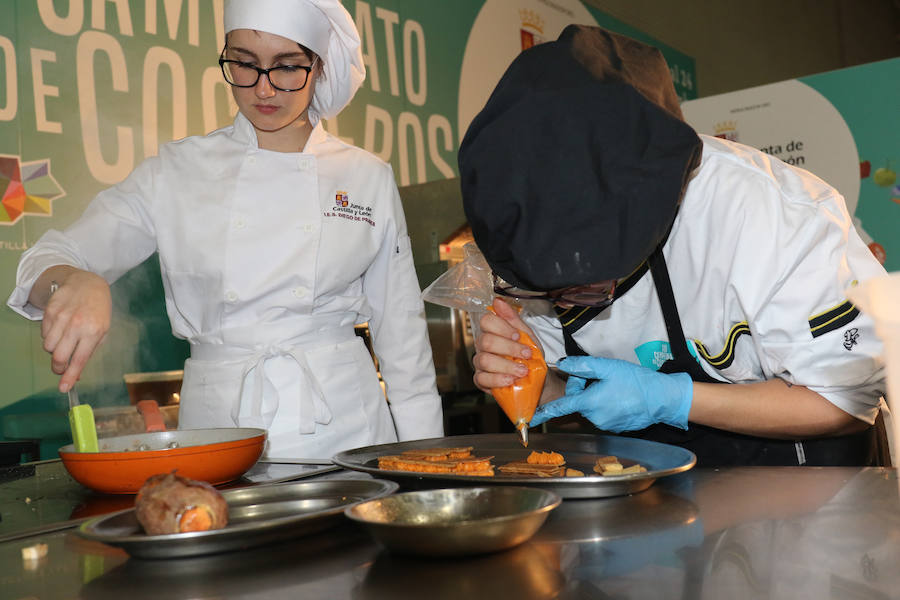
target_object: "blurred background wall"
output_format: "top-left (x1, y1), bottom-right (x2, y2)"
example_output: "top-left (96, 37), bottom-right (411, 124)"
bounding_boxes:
top-left (584, 0), bottom-right (899, 95)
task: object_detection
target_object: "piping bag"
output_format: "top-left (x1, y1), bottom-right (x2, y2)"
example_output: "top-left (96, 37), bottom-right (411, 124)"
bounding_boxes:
top-left (422, 242), bottom-right (548, 446)
top-left (49, 282), bottom-right (99, 452)
top-left (487, 307), bottom-right (548, 447)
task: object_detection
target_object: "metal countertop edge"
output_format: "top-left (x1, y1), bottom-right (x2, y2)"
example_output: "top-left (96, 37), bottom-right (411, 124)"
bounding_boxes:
top-left (0, 516), bottom-right (92, 544)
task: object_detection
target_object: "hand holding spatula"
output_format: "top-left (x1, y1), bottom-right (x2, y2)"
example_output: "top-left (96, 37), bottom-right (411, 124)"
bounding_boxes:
top-left (50, 282), bottom-right (99, 452)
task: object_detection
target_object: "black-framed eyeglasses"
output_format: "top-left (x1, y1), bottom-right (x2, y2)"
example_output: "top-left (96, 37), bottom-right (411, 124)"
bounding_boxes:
top-left (492, 272), bottom-right (617, 309)
top-left (219, 51), bottom-right (317, 92)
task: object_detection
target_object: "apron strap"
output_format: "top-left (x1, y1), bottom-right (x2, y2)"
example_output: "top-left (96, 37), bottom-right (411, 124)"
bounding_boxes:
top-left (555, 259), bottom-right (649, 356)
top-left (555, 305), bottom-right (599, 356)
top-left (648, 247), bottom-right (693, 368)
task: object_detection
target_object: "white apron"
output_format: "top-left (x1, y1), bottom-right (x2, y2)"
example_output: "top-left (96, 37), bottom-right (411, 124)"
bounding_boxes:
top-left (177, 317), bottom-right (398, 459)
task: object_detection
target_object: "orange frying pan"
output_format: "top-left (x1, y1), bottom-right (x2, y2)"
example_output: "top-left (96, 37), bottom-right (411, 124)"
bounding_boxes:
top-left (59, 428), bottom-right (266, 494)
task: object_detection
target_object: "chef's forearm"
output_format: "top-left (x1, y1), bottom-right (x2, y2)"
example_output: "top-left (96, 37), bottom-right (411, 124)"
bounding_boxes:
top-left (690, 378), bottom-right (869, 439)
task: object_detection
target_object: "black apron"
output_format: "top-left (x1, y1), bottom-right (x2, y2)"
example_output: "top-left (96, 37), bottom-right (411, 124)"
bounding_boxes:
top-left (557, 247), bottom-right (878, 467)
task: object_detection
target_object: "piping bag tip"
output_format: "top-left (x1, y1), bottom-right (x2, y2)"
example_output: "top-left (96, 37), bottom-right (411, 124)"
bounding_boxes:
top-left (516, 422), bottom-right (529, 447)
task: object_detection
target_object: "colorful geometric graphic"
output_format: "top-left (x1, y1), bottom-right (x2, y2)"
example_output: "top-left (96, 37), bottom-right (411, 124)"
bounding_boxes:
top-left (0, 155), bottom-right (65, 225)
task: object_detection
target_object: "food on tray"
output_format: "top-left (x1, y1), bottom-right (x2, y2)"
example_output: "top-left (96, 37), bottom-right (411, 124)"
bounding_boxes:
top-left (376, 446), bottom-right (646, 480)
top-left (21, 543), bottom-right (48, 561)
top-left (398, 447), bottom-right (475, 461)
top-left (497, 461), bottom-right (566, 477)
top-left (598, 461), bottom-right (623, 474)
top-left (503, 452), bottom-right (645, 477)
top-left (526, 450), bottom-right (565, 465)
top-left (592, 455), bottom-right (647, 476)
top-left (487, 307), bottom-right (548, 447)
top-left (134, 471), bottom-right (229, 535)
top-left (377, 448), bottom-right (494, 476)
top-left (620, 465), bottom-right (648, 474)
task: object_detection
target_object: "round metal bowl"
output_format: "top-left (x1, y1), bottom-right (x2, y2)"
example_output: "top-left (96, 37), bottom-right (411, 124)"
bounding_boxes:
top-left (344, 486), bottom-right (561, 557)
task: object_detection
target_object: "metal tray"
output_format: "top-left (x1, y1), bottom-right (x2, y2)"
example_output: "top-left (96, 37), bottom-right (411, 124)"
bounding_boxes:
top-left (332, 433), bottom-right (696, 499)
top-left (77, 478), bottom-right (398, 559)
top-left (234, 461), bottom-right (340, 485)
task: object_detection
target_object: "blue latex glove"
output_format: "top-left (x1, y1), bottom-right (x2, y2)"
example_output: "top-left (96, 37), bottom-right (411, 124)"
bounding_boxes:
top-left (530, 356), bottom-right (693, 432)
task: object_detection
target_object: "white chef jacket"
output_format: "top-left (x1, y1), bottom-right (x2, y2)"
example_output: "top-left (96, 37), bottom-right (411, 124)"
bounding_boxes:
top-left (8, 113), bottom-right (444, 459)
top-left (525, 135), bottom-right (886, 424)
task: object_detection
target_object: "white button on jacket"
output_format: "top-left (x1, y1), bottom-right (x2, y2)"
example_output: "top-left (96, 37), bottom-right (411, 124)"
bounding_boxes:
top-left (9, 113), bottom-right (444, 459)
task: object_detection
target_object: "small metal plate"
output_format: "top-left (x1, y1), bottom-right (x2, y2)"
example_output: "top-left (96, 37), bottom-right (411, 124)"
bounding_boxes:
top-left (77, 478), bottom-right (398, 559)
top-left (333, 433), bottom-right (696, 499)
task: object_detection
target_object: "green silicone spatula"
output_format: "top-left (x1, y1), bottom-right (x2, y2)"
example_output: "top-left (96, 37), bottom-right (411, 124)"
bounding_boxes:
top-left (49, 282), bottom-right (99, 452)
top-left (68, 385), bottom-right (98, 452)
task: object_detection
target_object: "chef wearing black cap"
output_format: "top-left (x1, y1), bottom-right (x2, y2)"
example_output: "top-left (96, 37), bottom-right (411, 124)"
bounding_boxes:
top-left (460, 25), bottom-right (888, 467)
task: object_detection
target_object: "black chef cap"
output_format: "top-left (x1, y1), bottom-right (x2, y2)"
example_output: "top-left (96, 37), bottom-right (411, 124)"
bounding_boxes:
top-left (459, 25), bottom-right (702, 291)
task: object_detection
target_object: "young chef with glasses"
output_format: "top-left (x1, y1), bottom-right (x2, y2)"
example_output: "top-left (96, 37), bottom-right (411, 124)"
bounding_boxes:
top-left (461, 25), bottom-right (888, 466)
top-left (7, 0), bottom-right (443, 459)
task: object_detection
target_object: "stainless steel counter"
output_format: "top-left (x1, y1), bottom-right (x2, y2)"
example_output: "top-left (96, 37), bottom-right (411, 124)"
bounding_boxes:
top-left (2, 461), bottom-right (898, 599)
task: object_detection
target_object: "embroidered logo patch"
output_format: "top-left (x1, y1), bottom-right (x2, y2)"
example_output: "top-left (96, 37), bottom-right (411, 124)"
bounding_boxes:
top-left (843, 328), bottom-right (859, 351)
top-left (324, 190), bottom-right (375, 227)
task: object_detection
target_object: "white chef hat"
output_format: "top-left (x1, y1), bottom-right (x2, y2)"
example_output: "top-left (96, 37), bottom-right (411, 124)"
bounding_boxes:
top-left (224, 0), bottom-right (365, 124)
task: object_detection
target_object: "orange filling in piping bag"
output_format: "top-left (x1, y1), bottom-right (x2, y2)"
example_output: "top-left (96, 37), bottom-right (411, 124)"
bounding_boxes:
top-left (490, 326), bottom-right (548, 447)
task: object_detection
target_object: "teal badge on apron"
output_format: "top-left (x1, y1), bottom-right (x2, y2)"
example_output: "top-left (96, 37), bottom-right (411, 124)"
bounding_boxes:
top-left (635, 340), bottom-right (701, 371)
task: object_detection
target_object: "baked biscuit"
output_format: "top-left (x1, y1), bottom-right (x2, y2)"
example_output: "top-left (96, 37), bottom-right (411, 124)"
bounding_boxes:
top-left (378, 451), bottom-right (493, 476)
top-left (498, 461), bottom-right (565, 477)
top-left (400, 447), bottom-right (474, 461)
top-left (592, 455), bottom-right (648, 476)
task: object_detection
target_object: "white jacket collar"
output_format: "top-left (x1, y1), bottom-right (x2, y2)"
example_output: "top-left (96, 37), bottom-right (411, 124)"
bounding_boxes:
top-left (231, 112), bottom-right (327, 153)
